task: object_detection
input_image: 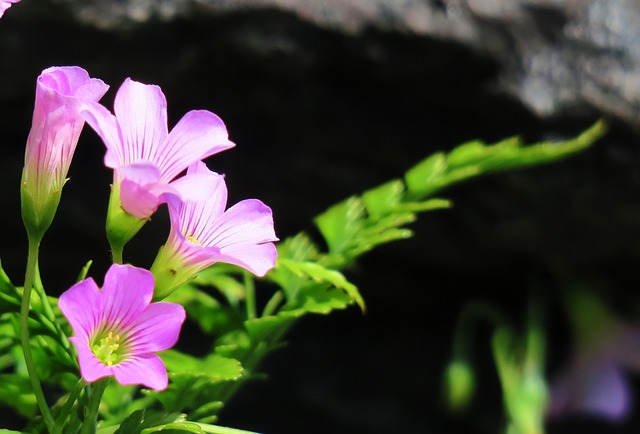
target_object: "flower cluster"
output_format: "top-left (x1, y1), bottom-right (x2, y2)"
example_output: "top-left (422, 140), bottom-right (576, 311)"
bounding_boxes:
top-left (22, 66), bottom-right (277, 389)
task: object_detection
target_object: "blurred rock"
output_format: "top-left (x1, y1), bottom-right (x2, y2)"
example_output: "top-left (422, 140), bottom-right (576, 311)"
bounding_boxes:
top-left (48, 0), bottom-right (640, 130)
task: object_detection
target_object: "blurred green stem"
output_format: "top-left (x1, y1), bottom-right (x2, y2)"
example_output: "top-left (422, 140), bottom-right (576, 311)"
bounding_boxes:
top-left (244, 271), bottom-right (256, 320)
top-left (20, 236), bottom-right (55, 433)
top-left (53, 379), bottom-right (86, 434)
top-left (81, 378), bottom-right (108, 434)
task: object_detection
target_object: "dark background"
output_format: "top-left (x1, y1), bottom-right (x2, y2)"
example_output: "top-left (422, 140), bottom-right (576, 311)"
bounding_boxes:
top-left (2, 1), bottom-right (640, 433)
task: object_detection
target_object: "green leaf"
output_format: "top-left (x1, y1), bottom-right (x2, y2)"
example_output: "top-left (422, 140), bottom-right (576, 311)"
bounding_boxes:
top-left (77, 260), bottom-right (93, 282)
top-left (162, 351), bottom-right (244, 381)
top-left (0, 374), bottom-right (37, 417)
top-left (361, 180), bottom-right (405, 218)
top-left (276, 232), bottom-right (321, 262)
top-left (405, 120), bottom-right (607, 199)
top-left (151, 351), bottom-right (244, 420)
top-left (193, 266), bottom-right (246, 307)
top-left (276, 258), bottom-right (364, 311)
top-left (165, 284), bottom-right (243, 335)
top-left (116, 410), bottom-right (202, 434)
top-left (314, 196), bottom-right (365, 255)
top-left (244, 314), bottom-right (296, 345)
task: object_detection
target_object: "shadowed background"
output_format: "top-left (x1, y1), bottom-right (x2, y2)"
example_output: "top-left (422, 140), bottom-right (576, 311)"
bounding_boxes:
top-left (2, 1), bottom-right (640, 433)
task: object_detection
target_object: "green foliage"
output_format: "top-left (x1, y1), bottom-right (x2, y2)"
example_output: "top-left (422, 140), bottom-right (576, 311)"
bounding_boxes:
top-left (115, 410), bottom-right (202, 434)
top-left (404, 120), bottom-right (606, 198)
top-left (162, 120), bottom-right (605, 425)
top-left (0, 121), bottom-right (606, 433)
top-left (152, 351), bottom-right (244, 423)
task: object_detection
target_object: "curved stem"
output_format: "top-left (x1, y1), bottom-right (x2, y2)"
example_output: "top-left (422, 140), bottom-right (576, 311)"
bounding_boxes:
top-left (244, 271), bottom-right (256, 321)
top-left (80, 378), bottom-right (108, 434)
top-left (21, 236), bottom-right (55, 432)
top-left (53, 379), bottom-right (86, 434)
top-left (261, 290), bottom-right (283, 317)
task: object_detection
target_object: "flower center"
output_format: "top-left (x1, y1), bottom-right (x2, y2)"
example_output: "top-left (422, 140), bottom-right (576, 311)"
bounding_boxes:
top-left (92, 331), bottom-right (123, 366)
top-left (187, 235), bottom-right (201, 246)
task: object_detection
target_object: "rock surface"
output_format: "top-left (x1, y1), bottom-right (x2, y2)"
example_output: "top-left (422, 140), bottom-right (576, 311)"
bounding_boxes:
top-left (50, 0), bottom-right (640, 130)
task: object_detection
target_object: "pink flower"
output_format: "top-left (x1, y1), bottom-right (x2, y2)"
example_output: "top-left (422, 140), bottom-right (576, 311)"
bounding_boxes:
top-left (548, 291), bottom-right (640, 420)
top-left (0, 0), bottom-right (20, 18)
top-left (81, 78), bottom-right (235, 220)
top-left (151, 161), bottom-right (278, 299)
top-left (21, 66), bottom-right (108, 239)
top-left (58, 264), bottom-right (186, 391)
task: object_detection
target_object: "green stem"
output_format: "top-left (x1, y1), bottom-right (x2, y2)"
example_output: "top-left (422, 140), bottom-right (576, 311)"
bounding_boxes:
top-left (244, 271), bottom-right (256, 321)
top-left (196, 422), bottom-right (262, 434)
top-left (21, 237), bottom-right (55, 433)
top-left (261, 290), bottom-right (283, 317)
top-left (53, 379), bottom-right (86, 434)
top-left (111, 246), bottom-right (123, 265)
top-left (80, 378), bottom-right (108, 434)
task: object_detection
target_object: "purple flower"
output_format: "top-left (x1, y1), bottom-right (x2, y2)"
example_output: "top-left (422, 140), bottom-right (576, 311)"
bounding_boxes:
top-left (548, 292), bottom-right (640, 420)
top-left (81, 78), bottom-right (235, 220)
top-left (21, 66), bottom-right (108, 239)
top-left (58, 264), bottom-right (186, 391)
top-left (0, 0), bottom-right (20, 18)
top-left (151, 161), bottom-right (278, 299)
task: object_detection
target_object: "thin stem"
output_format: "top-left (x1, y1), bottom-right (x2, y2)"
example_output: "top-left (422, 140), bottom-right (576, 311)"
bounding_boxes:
top-left (196, 422), bottom-right (262, 434)
top-left (111, 246), bottom-right (123, 265)
top-left (21, 236), bottom-right (55, 432)
top-left (80, 378), bottom-right (109, 434)
top-left (244, 271), bottom-right (256, 321)
top-left (53, 379), bottom-right (86, 434)
top-left (261, 290), bottom-right (283, 317)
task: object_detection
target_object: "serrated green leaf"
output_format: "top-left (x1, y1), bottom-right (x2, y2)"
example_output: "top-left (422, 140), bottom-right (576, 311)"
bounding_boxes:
top-left (404, 152), bottom-right (447, 194)
top-left (283, 284), bottom-right (354, 316)
top-left (115, 410), bottom-right (195, 434)
top-left (276, 232), bottom-right (320, 262)
top-left (277, 259), bottom-right (364, 311)
top-left (162, 351), bottom-right (244, 381)
top-left (348, 228), bottom-right (414, 258)
top-left (314, 196), bottom-right (365, 254)
top-left (151, 352), bottom-right (244, 419)
top-left (404, 120), bottom-right (606, 199)
top-left (395, 198), bottom-right (452, 213)
top-left (361, 180), bottom-right (404, 218)
top-left (244, 314), bottom-right (296, 344)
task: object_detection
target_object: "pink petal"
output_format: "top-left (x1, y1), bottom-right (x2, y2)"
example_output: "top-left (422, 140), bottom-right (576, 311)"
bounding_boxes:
top-left (120, 179), bottom-right (163, 219)
top-left (111, 353), bottom-right (168, 390)
top-left (58, 278), bottom-right (102, 342)
top-left (113, 78), bottom-right (168, 165)
top-left (158, 110), bottom-right (235, 182)
top-left (217, 242), bottom-right (278, 277)
top-left (549, 357), bottom-right (631, 420)
top-left (167, 164), bottom-right (228, 238)
top-left (117, 164), bottom-right (164, 218)
top-left (80, 101), bottom-right (122, 169)
top-left (24, 67), bottom-right (108, 196)
top-left (100, 264), bottom-right (154, 330)
top-left (207, 199), bottom-right (278, 248)
top-left (70, 336), bottom-right (113, 383)
top-left (127, 302), bottom-right (186, 353)
top-left (169, 170), bottom-right (224, 205)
